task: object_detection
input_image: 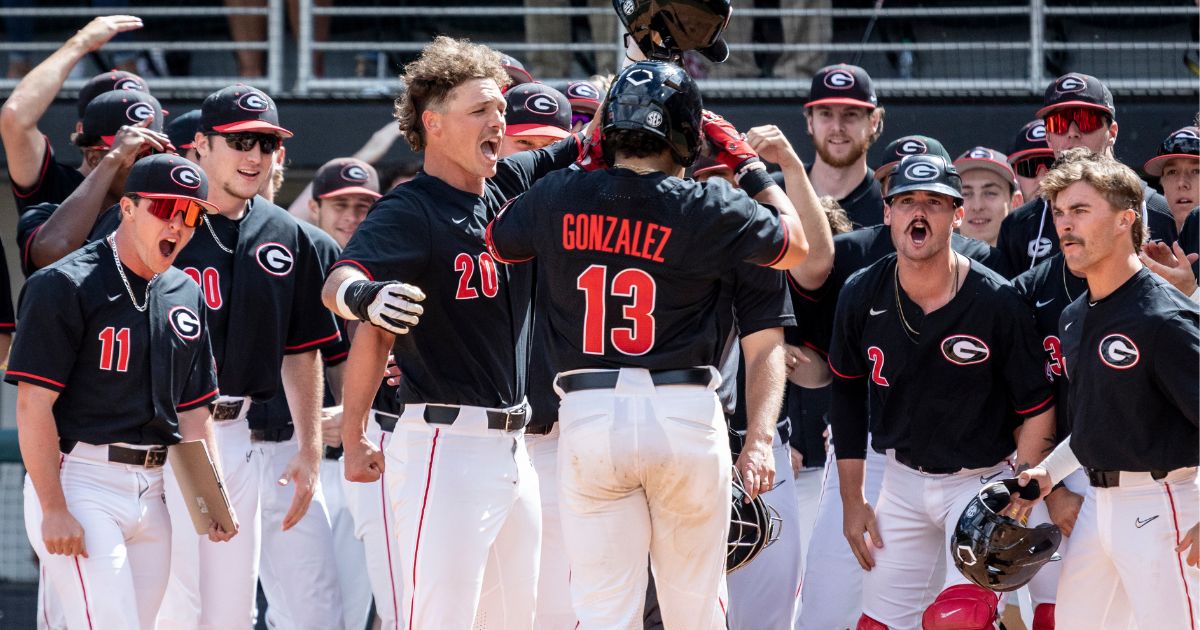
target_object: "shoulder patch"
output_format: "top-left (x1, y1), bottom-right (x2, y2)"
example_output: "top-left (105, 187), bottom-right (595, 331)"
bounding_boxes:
top-left (168, 305), bottom-right (202, 341)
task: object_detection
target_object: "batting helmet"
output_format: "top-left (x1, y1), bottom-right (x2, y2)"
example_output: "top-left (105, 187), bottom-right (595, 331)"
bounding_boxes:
top-left (727, 467), bottom-right (781, 573)
top-left (951, 479), bottom-right (1062, 592)
top-left (601, 60), bottom-right (704, 167)
top-left (613, 0), bottom-right (731, 63)
top-left (884, 154), bottom-right (964, 205)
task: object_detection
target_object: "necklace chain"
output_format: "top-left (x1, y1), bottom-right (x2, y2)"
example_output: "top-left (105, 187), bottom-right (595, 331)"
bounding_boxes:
top-left (1060, 257), bottom-right (1077, 303)
top-left (107, 233), bottom-right (157, 312)
top-left (203, 214), bottom-right (235, 254)
top-left (894, 253), bottom-right (960, 344)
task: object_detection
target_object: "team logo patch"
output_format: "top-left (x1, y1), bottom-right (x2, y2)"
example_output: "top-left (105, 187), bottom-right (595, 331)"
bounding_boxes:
top-left (568, 82), bottom-right (600, 100)
top-left (1099, 333), bottom-right (1139, 369)
top-left (823, 69), bottom-right (855, 89)
top-left (621, 0), bottom-right (635, 15)
top-left (899, 139), bottom-right (927, 155)
top-left (126, 102), bottom-right (154, 123)
top-left (941, 335), bottom-right (990, 365)
top-left (624, 68), bottom-right (654, 86)
top-left (525, 93), bottom-right (559, 115)
top-left (170, 165), bottom-right (202, 189)
top-left (1026, 122), bottom-right (1047, 141)
top-left (168, 306), bottom-right (202, 341)
top-left (237, 91), bottom-right (270, 112)
top-left (115, 77), bottom-right (144, 91)
top-left (340, 163), bottom-right (370, 183)
top-left (1173, 128), bottom-right (1200, 141)
top-left (1056, 74), bottom-right (1087, 93)
top-left (255, 242), bottom-right (294, 276)
top-left (904, 161), bottom-right (940, 181)
top-left (968, 148), bottom-right (992, 159)
top-left (646, 110), bottom-right (663, 127)
top-left (1027, 237), bottom-right (1053, 259)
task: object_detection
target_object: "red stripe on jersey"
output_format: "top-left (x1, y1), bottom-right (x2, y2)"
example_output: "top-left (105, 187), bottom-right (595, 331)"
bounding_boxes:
top-left (7, 370), bottom-right (67, 390)
top-left (323, 350), bottom-right (349, 364)
top-left (484, 208), bottom-right (533, 265)
top-left (12, 135), bottom-right (53, 199)
top-left (332, 259), bottom-right (375, 281)
top-left (286, 331), bottom-right (341, 352)
top-left (760, 215), bottom-right (791, 268)
top-left (803, 341), bottom-right (829, 359)
top-left (177, 388), bottom-right (219, 411)
top-left (408, 428), bottom-right (440, 630)
top-left (1014, 395), bottom-right (1053, 416)
top-left (74, 557), bottom-right (95, 629)
top-left (1165, 482), bottom-right (1197, 629)
top-left (0, 322), bottom-right (14, 331)
top-left (827, 360), bottom-right (864, 380)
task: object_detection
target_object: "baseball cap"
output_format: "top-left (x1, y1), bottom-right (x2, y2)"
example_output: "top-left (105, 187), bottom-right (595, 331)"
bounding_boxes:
top-left (1143, 126), bottom-right (1200, 177)
top-left (77, 70), bottom-right (149, 119)
top-left (77, 90), bottom-right (166, 149)
top-left (1007, 120), bottom-right (1053, 164)
top-left (1036, 73), bottom-right (1115, 119)
top-left (954, 147), bottom-right (1017, 188)
top-left (876, 135), bottom-right (950, 182)
top-left (199, 85), bottom-right (293, 138)
top-left (504, 83), bottom-right (571, 139)
top-left (124, 153), bottom-right (218, 213)
top-left (806, 64), bottom-right (877, 110)
top-left (165, 110), bottom-right (201, 151)
top-left (691, 155), bottom-right (732, 179)
top-left (566, 81), bottom-right (602, 116)
top-left (498, 53), bottom-right (533, 87)
top-left (312, 158), bottom-right (382, 200)
top-left (885, 155), bottom-right (963, 204)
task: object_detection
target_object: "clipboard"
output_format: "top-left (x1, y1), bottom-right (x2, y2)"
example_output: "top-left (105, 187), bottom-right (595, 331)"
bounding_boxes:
top-left (168, 440), bottom-right (237, 535)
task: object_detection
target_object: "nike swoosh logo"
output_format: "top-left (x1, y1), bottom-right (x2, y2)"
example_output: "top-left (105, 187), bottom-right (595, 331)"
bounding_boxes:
top-left (1135, 515), bottom-right (1159, 528)
top-left (451, 216), bottom-right (469, 225)
top-left (980, 471), bottom-right (1004, 484)
top-left (107, 293), bottom-right (122, 302)
top-left (869, 308), bottom-right (887, 316)
top-left (1064, 321), bottom-right (1073, 331)
top-left (1036, 298), bottom-right (1054, 308)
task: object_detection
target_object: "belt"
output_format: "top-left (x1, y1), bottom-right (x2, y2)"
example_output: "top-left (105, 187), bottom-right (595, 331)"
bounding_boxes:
top-left (422, 404), bottom-right (529, 432)
top-left (67, 443), bottom-right (168, 468)
top-left (894, 451), bottom-right (961, 475)
top-left (374, 411), bottom-right (399, 433)
top-left (210, 399), bottom-right (246, 422)
top-left (250, 426), bottom-right (294, 443)
top-left (525, 424), bottom-right (554, 436)
top-left (1086, 468), bottom-right (1170, 488)
top-left (557, 367), bottom-right (713, 394)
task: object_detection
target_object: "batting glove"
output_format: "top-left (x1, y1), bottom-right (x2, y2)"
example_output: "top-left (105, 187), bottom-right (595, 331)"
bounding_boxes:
top-left (702, 110), bottom-right (762, 175)
top-left (575, 127), bottom-right (608, 172)
top-left (342, 280), bottom-right (425, 335)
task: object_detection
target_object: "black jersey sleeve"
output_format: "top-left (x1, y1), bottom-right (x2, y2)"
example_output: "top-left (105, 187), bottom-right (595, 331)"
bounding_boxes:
top-left (0, 239), bottom-right (14, 333)
top-left (998, 289), bottom-right (1055, 418)
top-left (1152, 312), bottom-right (1200, 428)
top-left (5, 269), bottom-right (83, 392)
top-left (827, 271), bottom-right (870, 459)
top-left (699, 179), bottom-right (789, 267)
top-left (285, 232), bottom-right (341, 354)
top-left (177, 312), bottom-right (220, 411)
top-left (16, 202), bottom-right (57, 277)
top-left (334, 193), bottom-right (431, 282)
top-left (732, 264), bottom-right (795, 336)
top-left (486, 195), bottom-right (537, 264)
top-left (490, 135), bottom-right (581, 200)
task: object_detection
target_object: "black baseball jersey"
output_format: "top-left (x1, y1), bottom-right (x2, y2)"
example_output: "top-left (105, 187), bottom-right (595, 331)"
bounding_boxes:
top-left (828, 255), bottom-right (1054, 469)
top-left (488, 168), bottom-right (788, 375)
top-left (0, 238), bottom-right (14, 334)
top-left (1179, 207), bottom-right (1199, 277)
top-left (334, 138), bottom-right (580, 409)
top-left (1058, 267), bottom-right (1199, 471)
top-left (806, 166), bottom-right (884, 229)
top-left (1012, 253), bottom-right (1086, 443)
top-left (10, 136), bottom-right (85, 214)
top-left (998, 184), bottom-right (1178, 277)
top-left (5, 238), bottom-right (218, 445)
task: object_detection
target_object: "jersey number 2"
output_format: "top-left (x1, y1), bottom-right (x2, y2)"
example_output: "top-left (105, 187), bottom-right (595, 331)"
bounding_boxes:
top-left (867, 346), bottom-right (889, 387)
top-left (455, 253), bottom-right (499, 300)
top-left (98, 327), bottom-right (131, 372)
top-left (577, 265), bottom-right (656, 356)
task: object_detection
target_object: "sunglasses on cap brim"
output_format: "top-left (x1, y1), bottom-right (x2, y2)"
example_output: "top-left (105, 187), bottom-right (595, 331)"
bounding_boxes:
top-left (1042, 108), bottom-right (1108, 136)
top-left (135, 195), bottom-right (211, 228)
top-left (211, 132), bottom-right (281, 153)
top-left (1012, 155), bottom-right (1056, 178)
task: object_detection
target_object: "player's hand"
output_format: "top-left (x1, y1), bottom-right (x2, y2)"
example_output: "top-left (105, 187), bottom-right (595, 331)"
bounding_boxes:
top-left (384, 354), bottom-right (401, 387)
top-left (276, 450), bottom-right (319, 531)
top-left (42, 507), bottom-right (87, 557)
top-left (1011, 467), bottom-right (1053, 517)
top-left (343, 280), bottom-right (425, 335)
top-left (69, 15), bottom-right (143, 53)
top-left (343, 434), bottom-right (385, 483)
top-left (575, 120), bottom-right (607, 171)
top-left (321, 406), bottom-right (343, 448)
top-left (783, 343), bottom-right (811, 380)
top-left (1044, 486), bottom-right (1083, 537)
top-left (701, 110), bottom-right (760, 174)
top-left (1140, 240), bottom-right (1198, 297)
top-left (789, 445), bottom-right (804, 478)
top-left (842, 497), bottom-right (882, 570)
top-left (746, 124), bottom-right (803, 170)
top-left (735, 437), bottom-right (775, 502)
top-left (105, 117), bottom-right (172, 168)
top-left (1177, 523), bottom-right (1200, 567)
top-left (205, 506), bottom-right (239, 543)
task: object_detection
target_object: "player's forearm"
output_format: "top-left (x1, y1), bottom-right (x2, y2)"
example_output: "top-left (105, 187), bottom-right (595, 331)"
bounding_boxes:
top-left (1015, 407), bottom-right (1056, 472)
top-left (837, 458), bottom-right (868, 501)
top-left (324, 362), bottom-right (346, 405)
top-left (31, 154), bottom-right (123, 268)
top-left (341, 324), bottom-right (392, 444)
top-left (177, 406), bottom-right (224, 480)
top-left (0, 39), bottom-right (86, 133)
top-left (755, 185), bottom-right (810, 271)
top-left (779, 157), bottom-right (834, 290)
top-left (741, 328), bottom-right (787, 448)
top-left (16, 386), bottom-right (69, 512)
top-left (281, 350), bottom-right (324, 460)
top-left (322, 265), bottom-right (365, 320)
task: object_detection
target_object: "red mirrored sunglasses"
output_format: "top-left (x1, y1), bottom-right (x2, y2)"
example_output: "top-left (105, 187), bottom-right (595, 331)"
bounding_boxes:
top-left (1043, 108), bottom-right (1108, 136)
top-left (133, 195), bottom-right (209, 228)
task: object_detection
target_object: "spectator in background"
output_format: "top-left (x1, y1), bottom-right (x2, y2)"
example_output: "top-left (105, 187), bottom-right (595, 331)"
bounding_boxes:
top-left (523, 0), bottom-right (618, 78)
top-left (696, 0), bottom-right (831, 79)
top-left (954, 146), bottom-right (1022, 246)
top-left (224, 0), bottom-right (330, 77)
top-left (3, 0), bottom-right (138, 78)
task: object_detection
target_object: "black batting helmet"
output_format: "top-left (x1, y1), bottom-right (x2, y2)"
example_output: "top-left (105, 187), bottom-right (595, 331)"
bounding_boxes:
top-left (951, 479), bottom-right (1062, 592)
top-left (885, 154), bottom-right (964, 205)
top-left (727, 467), bottom-right (782, 573)
top-left (614, 0), bottom-right (731, 63)
top-left (601, 60), bottom-right (703, 167)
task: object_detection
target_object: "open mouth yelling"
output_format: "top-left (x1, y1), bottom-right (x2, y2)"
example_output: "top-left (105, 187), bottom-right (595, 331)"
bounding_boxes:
top-left (480, 138), bottom-right (500, 163)
top-left (908, 220), bottom-right (929, 246)
top-left (159, 238), bottom-right (178, 258)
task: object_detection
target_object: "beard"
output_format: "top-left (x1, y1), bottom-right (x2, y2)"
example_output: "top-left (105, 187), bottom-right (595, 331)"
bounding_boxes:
top-left (814, 133), bottom-right (871, 168)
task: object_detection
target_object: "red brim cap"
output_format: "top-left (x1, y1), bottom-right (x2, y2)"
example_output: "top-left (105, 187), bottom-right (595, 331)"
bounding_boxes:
top-left (569, 99), bottom-right (599, 114)
top-left (1007, 148), bottom-right (1054, 164)
top-left (1143, 154), bottom-right (1200, 177)
top-left (693, 163), bottom-right (732, 178)
top-left (135, 191), bottom-right (220, 214)
top-left (954, 157), bottom-right (1017, 185)
top-left (317, 186), bottom-right (383, 200)
top-left (211, 120), bottom-right (294, 138)
top-left (505, 123), bottom-right (571, 139)
top-left (875, 161), bottom-right (899, 181)
top-left (806, 97), bottom-right (877, 110)
top-left (504, 66), bottom-right (533, 85)
top-left (1035, 100), bottom-right (1113, 120)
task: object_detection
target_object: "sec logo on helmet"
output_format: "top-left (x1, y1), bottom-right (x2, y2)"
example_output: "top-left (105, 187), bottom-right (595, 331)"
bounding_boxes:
top-left (941, 335), bottom-right (990, 365)
top-left (1099, 334), bottom-right (1139, 369)
top-left (169, 306), bottom-right (202, 341)
top-left (256, 242), bottom-right (294, 277)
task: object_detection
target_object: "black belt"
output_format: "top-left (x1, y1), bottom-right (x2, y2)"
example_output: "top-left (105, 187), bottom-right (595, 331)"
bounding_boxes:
top-left (894, 451), bottom-right (961, 475)
top-left (556, 367), bottom-right (713, 394)
top-left (250, 426), bottom-right (295, 443)
top-left (422, 404), bottom-right (529, 432)
top-left (374, 411), bottom-right (399, 433)
top-left (65, 443), bottom-right (168, 468)
top-left (525, 424), bottom-right (554, 436)
top-left (1086, 468), bottom-right (1170, 488)
top-left (210, 399), bottom-right (245, 421)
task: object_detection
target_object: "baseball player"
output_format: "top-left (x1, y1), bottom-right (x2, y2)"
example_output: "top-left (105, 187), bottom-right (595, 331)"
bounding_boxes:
top-left (500, 82), bottom-right (572, 156)
top-left (166, 110), bottom-right (202, 163)
top-left (1, 16), bottom-right (148, 212)
top-left (828, 154), bottom-right (1055, 630)
top-left (487, 60), bottom-right (811, 627)
top-left (874, 135), bottom-right (950, 195)
top-left (954, 147), bottom-right (1022, 247)
top-left (7, 154), bottom-right (233, 629)
top-left (1008, 120), bottom-right (1055, 203)
top-left (1017, 149), bottom-right (1199, 629)
top-left (321, 36), bottom-right (583, 628)
top-left (1144, 125), bottom-right (1199, 234)
top-left (566, 80), bottom-right (603, 132)
top-left (997, 73), bottom-right (1178, 275)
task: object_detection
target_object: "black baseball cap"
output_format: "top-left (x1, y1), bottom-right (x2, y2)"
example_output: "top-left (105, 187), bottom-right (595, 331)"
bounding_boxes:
top-left (77, 70), bottom-right (149, 119)
top-left (77, 90), bottom-right (166, 149)
top-left (1144, 126), bottom-right (1200, 177)
top-left (566, 81), bottom-right (602, 115)
top-left (1036, 73), bottom-right (1115, 120)
top-left (807, 64), bottom-right (877, 110)
top-left (876, 135), bottom-right (950, 182)
top-left (312, 158), bottom-right (382, 199)
top-left (504, 83), bottom-right (571, 139)
top-left (885, 154), bottom-right (963, 204)
top-left (124, 153), bottom-right (218, 213)
top-left (199, 85), bottom-right (293, 138)
top-left (1008, 120), bottom-right (1053, 164)
top-left (498, 53), bottom-right (533, 87)
top-left (954, 147), bottom-right (1017, 188)
top-left (165, 110), bottom-right (201, 151)
top-left (691, 155), bottom-right (732, 179)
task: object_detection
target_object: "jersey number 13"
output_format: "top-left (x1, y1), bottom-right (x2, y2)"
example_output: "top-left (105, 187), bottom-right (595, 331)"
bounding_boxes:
top-left (577, 264), bottom-right (656, 356)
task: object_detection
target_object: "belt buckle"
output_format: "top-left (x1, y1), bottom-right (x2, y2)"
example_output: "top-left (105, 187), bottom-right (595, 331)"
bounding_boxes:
top-left (145, 449), bottom-right (167, 468)
top-left (501, 410), bottom-right (516, 432)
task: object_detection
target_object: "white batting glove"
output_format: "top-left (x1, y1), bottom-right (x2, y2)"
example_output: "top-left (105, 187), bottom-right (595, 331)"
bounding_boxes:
top-left (341, 280), bottom-right (425, 335)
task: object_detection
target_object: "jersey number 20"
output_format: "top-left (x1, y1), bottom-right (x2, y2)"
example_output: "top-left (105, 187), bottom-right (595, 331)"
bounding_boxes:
top-left (577, 265), bottom-right (656, 356)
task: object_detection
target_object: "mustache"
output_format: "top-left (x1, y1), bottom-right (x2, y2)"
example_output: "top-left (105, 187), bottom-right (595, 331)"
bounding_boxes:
top-left (907, 219), bottom-right (929, 230)
top-left (1060, 234), bottom-right (1085, 245)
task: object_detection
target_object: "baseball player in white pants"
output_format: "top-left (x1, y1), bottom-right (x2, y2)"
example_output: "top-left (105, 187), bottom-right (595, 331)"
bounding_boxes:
top-left (526, 424), bottom-right (577, 629)
top-left (320, 457), bottom-right (374, 630)
top-left (1021, 468), bottom-right (1087, 628)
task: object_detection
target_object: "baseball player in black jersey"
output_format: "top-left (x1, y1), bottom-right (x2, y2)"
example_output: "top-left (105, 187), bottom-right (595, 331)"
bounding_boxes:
top-left (875, 134), bottom-right (950, 195)
top-left (321, 37), bottom-right (583, 628)
top-left (487, 59), bottom-right (810, 628)
top-left (1008, 120), bottom-right (1055, 204)
top-left (7, 155), bottom-right (233, 629)
top-left (1017, 150), bottom-right (1199, 629)
top-left (996, 73), bottom-right (1178, 276)
top-left (828, 154), bottom-right (1055, 630)
top-left (1145, 126), bottom-right (1200, 236)
top-left (500, 82), bottom-right (572, 156)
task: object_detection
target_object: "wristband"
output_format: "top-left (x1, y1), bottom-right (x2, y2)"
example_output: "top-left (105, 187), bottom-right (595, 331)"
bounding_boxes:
top-left (335, 277), bottom-right (359, 321)
top-left (1039, 435), bottom-right (1082, 486)
top-left (738, 166), bottom-right (778, 198)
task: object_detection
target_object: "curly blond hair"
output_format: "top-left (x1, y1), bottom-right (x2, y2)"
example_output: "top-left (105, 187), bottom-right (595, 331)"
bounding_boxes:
top-left (393, 36), bottom-right (510, 151)
top-left (1039, 147), bottom-right (1146, 250)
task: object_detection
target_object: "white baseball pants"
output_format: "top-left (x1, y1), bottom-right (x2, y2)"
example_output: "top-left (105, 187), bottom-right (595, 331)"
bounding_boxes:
top-left (319, 456), bottom-right (373, 630)
top-left (1024, 468), bottom-right (1088, 611)
top-left (527, 424), bottom-right (578, 629)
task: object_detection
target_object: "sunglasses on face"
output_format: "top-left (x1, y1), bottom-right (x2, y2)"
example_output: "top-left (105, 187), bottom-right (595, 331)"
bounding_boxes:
top-left (1042, 108), bottom-right (1108, 136)
top-left (133, 195), bottom-right (208, 228)
top-left (212, 132), bottom-right (281, 153)
top-left (1013, 155), bottom-right (1055, 178)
